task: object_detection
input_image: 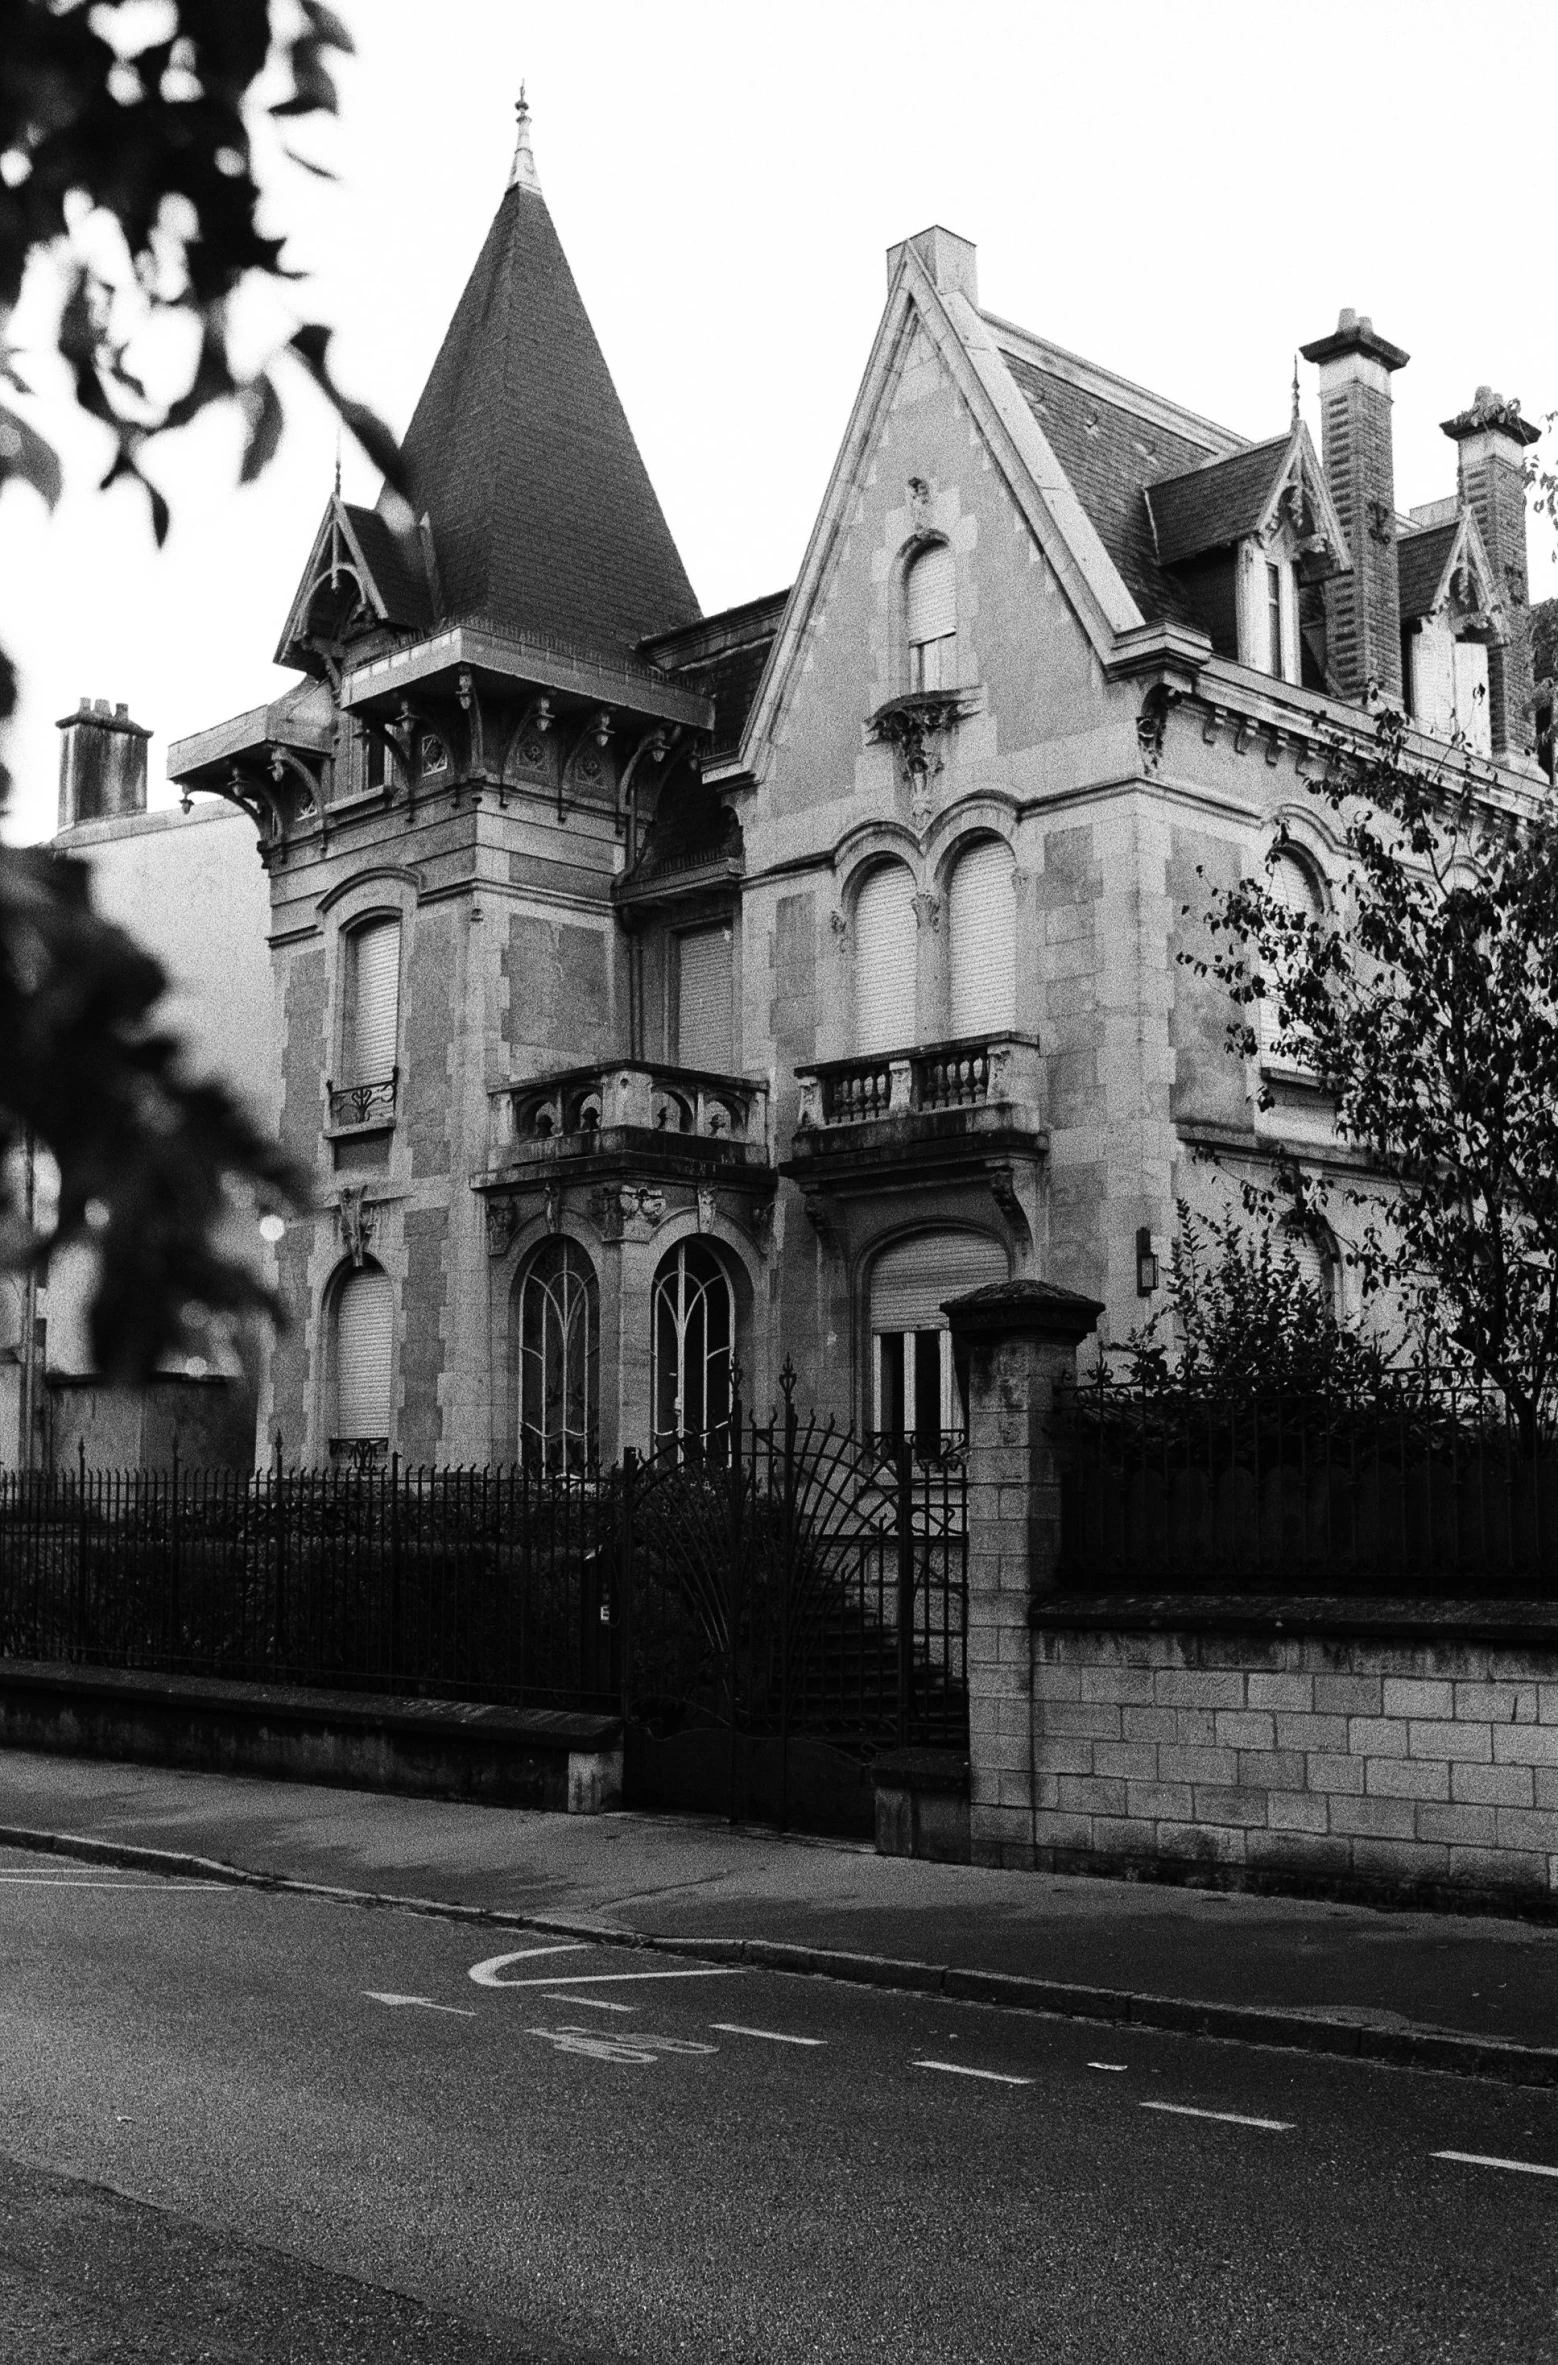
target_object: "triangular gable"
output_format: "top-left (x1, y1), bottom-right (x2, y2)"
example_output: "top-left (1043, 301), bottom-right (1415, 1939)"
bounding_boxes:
top-left (274, 496), bottom-right (431, 671)
top-left (1398, 504), bottom-right (1504, 630)
top-left (1147, 424), bottom-right (1351, 575)
top-left (739, 241), bottom-right (1145, 780)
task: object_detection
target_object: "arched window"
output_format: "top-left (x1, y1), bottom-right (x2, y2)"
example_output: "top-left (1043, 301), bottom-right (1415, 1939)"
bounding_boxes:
top-left (906, 543), bottom-right (956, 692)
top-left (870, 1231), bottom-right (1006, 1450)
top-left (343, 916), bottom-right (401, 1085)
top-left (854, 862), bottom-right (917, 1056)
top-left (334, 1263), bottom-right (393, 1450)
top-left (948, 839), bottom-right (1016, 1036)
top-left (518, 1239), bottom-right (599, 1472)
top-left (1260, 851), bottom-right (1325, 1064)
top-left (1282, 1224), bottom-right (1338, 1316)
top-left (652, 1240), bottom-right (735, 1459)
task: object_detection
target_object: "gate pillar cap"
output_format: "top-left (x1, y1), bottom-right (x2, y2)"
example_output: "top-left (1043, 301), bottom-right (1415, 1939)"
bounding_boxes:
top-left (943, 1277), bottom-right (1103, 1346)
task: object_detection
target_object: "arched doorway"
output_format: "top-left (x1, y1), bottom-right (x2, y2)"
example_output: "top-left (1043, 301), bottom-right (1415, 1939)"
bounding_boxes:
top-left (652, 1239), bottom-right (735, 1458)
top-left (869, 1231), bottom-right (1007, 1449)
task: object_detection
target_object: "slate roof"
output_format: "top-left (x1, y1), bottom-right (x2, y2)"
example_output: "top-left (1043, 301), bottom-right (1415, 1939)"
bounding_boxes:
top-left (343, 504), bottom-right (432, 631)
top-left (997, 344), bottom-right (1229, 623)
top-left (1145, 437), bottom-right (1294, 566)
top-left (644, 589), bottom-right (789, 759)
top-left (1397, 521), bottom-right (1459, 622)
top-left (385, 177), bottom-right (699, 659)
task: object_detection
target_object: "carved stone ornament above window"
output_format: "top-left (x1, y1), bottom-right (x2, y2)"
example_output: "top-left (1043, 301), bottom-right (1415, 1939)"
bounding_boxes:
top-left (867, 690), bottom-right (976, 824)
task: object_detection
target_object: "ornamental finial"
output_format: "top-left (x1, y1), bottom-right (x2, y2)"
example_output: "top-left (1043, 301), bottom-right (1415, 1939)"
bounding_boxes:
top-left (508, 83), bottom-right (541, 195)
top-left (1291, 355), bottom-right (1300, 431)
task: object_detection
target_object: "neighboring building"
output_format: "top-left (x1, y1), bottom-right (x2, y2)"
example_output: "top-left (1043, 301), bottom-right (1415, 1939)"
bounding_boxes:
top-left (12, 699), bottom-right (276, 1468)
top-left (166, 101), bottom-right (1544, 1470)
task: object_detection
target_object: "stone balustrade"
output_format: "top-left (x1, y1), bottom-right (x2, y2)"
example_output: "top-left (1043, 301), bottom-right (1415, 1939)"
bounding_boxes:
top-left (794, 1033), bottom-right (1041, 1133)
top-left (494, 1060), bottom-right (769, 1163)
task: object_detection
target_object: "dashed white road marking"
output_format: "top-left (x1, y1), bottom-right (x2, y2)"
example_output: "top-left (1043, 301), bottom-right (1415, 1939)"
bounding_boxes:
top-left (525, 2025), bottom-right (720, 2066)
top-left (467, 1945), bottom-right (591, 1986)
top-left (1140, 2101), bottom-right (1292, 2132)
top-left (912, 2059), bottom-right (1033, 2087)
top-left (364, 1991), bottom-right (477, 2018)
top-left (1088, 2062), bottom-right (1129, 2073)
top-left (544, 1993), bottom-right (635, 2012)
top-left (1432, 2150), bottom-right (1558, 2181)
top-left (475, 1967), bottom-right (744, 1990)
top-left (712, 2023), bottom-right (826, 2047)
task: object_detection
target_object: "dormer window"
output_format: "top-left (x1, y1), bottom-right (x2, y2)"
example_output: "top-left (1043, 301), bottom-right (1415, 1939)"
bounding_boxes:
top-left (1398, 509), bottom-right (1503, 756)
top-left (906, 542), bottom-right (956, 692)
top-left (1239, 534), bottom-right (1298, 682)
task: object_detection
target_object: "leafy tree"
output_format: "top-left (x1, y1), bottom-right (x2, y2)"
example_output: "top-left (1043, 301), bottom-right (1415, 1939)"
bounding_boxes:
top-left (1185, 705), bottom-right (1558, 1448)
top-left (0, 2), bottom-right (401, 1381)
top-left (1118, 1204), bottom-right (1394, 1400)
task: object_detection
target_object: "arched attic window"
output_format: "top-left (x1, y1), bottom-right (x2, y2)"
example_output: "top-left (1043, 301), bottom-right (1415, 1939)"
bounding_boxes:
top-left (906, 543), bottom-right (956, 693)
top-left (1259, 851), bottom-right (1325, 1065)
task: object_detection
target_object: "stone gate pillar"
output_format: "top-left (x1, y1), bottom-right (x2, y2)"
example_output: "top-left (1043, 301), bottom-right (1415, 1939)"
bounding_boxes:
top-left (944, 1278), bottom-right (1103, 1869)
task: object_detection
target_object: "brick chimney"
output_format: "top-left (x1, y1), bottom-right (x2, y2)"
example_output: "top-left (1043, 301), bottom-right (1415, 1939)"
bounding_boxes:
top-left (1441, 388), bottom-right (1540, 762)
top-left (1299, 310), bottom-right (1410, 702)
top-left (55, 697), bottom-right (151, 831)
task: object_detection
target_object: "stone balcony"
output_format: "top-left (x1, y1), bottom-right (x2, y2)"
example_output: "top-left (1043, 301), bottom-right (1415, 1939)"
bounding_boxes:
top-left (785, 1032), bottom-right (1046, 1199)
top-left (482, 1059), bottom-right (773, 1200)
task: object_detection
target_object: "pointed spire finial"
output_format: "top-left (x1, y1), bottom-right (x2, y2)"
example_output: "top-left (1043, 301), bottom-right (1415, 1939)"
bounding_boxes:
top-left (508, 83), bottom-right (541, 195)
top-left (333, 422), bottom-right (342, 500)
top-left (1291, 355), bottom-right (1301, 431)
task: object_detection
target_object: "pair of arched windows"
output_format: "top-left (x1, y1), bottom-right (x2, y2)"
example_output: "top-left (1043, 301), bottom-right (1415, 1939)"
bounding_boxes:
top-left (514, 1235), bottom-right (737, 1469)
top-left (853, 839), bottom-right (1016, 1056)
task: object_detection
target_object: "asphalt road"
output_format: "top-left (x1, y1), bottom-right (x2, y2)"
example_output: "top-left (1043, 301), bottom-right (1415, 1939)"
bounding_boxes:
top-left (0, 1848), bottom-right (1554, 2364)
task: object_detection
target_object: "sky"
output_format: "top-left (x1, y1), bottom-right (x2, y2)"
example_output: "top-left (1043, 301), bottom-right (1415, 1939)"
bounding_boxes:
top-left (3, 0), bottom-right (1557, 844)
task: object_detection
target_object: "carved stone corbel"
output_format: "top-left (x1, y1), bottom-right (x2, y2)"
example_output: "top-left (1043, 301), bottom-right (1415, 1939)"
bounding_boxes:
top-left (338, 1186), bottom-right (377, 1269)
top-left (911, 890), bottom-right (941, 935)
top-left (803, 1190), bottom-right (840, 1260)
top-left (986, 1161), bottom-right (1032, 1251)
top-left (485, 1195), bottom-right (521, 1258)
top-left (696, 1185), bottom-right (716, 1236)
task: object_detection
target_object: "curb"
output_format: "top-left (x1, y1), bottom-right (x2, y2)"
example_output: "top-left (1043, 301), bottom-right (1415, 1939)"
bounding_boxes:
top-left (3, 1821), bottom-right (1554, 2091)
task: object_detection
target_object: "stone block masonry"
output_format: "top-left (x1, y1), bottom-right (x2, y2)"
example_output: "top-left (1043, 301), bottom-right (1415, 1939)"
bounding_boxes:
top-left (1024, 1603), bottom-right (1558, 1913)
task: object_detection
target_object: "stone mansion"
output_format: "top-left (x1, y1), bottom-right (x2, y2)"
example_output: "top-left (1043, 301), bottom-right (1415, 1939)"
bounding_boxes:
top-left (158, 101), bottom-right (1543, 1470)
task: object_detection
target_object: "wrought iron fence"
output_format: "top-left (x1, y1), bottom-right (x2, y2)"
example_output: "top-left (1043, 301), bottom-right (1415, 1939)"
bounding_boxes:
top-left (0, 1390), bottom-right (970, 1773)
top-left (1056, 1368), bottom-right (1558, 1597)
top-left (0, 1451), bottom-right (619, 1707)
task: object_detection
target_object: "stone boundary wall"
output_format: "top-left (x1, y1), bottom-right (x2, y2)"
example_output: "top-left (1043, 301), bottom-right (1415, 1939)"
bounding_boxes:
top-left (1023, 1604), bottom-right (1558, 1914)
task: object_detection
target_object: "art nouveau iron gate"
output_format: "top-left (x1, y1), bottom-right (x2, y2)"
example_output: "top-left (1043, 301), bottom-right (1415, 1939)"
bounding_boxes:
top-left (614, 1365), bottom-right (968, 1832)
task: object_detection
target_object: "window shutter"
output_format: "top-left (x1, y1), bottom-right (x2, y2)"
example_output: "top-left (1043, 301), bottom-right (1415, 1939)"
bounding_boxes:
top-left (336, 1267), bottom-right (393, 1439)
top-left (907, 544), bottom-right (955, 646)
top-left (350, 919), bottom-right (401, 1082)
top-left (1283, 1231), bottom-right (1333, 1310)
top-left (949, 841), bottom-right (1016, 1036)
top-left (676, 925), bottom-right (733, 1070)
top-left (870, 1231), bottom-right (1007, 1333)
top-left (854, 864), bottom-right (917, 1056)
top-left (1453, 639), bottom-right (1491, 755)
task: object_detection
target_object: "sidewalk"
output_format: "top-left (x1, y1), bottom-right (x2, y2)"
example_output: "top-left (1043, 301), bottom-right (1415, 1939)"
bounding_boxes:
top-left (1, 1748), bottom-right (1555, 2078)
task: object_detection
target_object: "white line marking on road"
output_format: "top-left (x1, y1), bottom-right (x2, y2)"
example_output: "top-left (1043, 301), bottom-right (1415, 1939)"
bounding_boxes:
top-left (1087, 2062), bottom-right (1129, 2073)
top-left (478, 1967), bottom-right (744, 1989)
top-left (467, 1945), bottom-right (592, 1986)
top-left (712, 2023), bottom-right (826, 2047)
top-left (1140, 2101), bottom-right (1292, 2132)
top-left (0, 1876), bottom-right (218, 1890)
top-left (364, 1991), bottom-right (477, 2018)
top-left (1432, 2149), bottom-right (1558, 2181)
top-left (544, 1994), bottom-right (636, 2013)
top-left (912, 2059), bottom-right (1033, 2087)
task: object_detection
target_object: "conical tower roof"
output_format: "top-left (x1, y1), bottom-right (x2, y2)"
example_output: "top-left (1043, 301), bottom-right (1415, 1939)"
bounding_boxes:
top-left (383, 97), bottom-right (699, 657)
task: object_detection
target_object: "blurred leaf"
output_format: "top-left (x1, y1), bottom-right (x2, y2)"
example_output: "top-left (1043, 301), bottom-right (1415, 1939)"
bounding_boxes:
top-left (0, 403), bottom-right (62, 507)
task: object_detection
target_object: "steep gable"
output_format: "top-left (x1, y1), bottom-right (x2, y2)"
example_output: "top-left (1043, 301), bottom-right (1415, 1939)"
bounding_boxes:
top-left (387, 115), bottom-right (699, 660)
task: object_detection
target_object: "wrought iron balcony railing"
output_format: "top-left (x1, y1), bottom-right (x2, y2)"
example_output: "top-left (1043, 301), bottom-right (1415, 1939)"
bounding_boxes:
top-left (327, 1072), bottom-right (397, 1131)
top-left (794, 1033), bottom-right (1041, 1133)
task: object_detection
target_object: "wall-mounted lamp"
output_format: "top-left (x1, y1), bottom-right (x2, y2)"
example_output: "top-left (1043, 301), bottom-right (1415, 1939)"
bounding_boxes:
top-left (1136, 1226), bottom-right (1161, 1297)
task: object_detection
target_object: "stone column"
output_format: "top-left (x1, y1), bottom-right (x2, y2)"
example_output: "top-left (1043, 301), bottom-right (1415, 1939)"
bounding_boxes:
top-left (944, 1278), bottom-right (1102, 1870)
